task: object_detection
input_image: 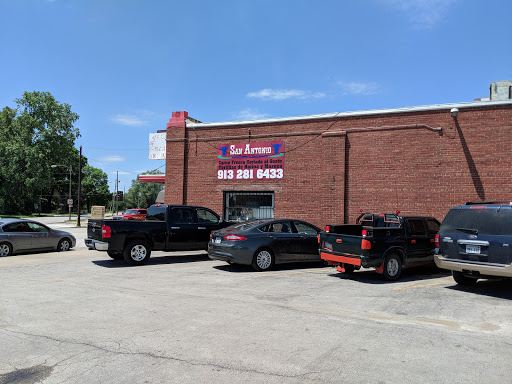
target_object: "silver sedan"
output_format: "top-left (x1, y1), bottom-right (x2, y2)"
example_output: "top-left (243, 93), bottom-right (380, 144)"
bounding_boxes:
top-left (0, 218), bottom-right (76, 257)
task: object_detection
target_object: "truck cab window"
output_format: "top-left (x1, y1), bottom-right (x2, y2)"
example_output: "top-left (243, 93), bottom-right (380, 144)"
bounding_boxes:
top-left (197, 209), bottom-right (219, 224)
top-left (146, 205), bottom-right (166, 221)
top-left (171, 208), bottom-right (195, 224)
top-left (426, 219), bottom-right (440, 235)
top-left (408, 219), bottom-right (427, 236)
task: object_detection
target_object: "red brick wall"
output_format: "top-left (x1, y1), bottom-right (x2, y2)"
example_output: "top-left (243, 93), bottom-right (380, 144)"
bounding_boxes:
top-left (165, 105), bottom-right (512, 227)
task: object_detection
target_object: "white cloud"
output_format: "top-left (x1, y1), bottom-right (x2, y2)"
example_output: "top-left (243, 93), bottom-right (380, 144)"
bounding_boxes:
top-left (102, 155), bottom-right (125, 163)
top-left (110, 114), bottom-right (147, 126)
top-left (247, 88), bottom-right (326, 101)
top-left (111, 171), bottom-right (130, 175)
top-left (337, 81), bottom-right (380, 96)
top-left (381, 0), bottom-right (457, 29)
top-left (234, 108), bottom-right (269, 120)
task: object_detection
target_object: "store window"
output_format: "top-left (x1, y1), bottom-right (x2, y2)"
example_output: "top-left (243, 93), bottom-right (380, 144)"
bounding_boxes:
top-left (225, 192), bottom-right (274, 221)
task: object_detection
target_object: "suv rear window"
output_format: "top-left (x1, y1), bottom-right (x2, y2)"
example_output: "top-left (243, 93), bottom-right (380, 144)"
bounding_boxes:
top-left (441, 207), bottom-right (512, 236)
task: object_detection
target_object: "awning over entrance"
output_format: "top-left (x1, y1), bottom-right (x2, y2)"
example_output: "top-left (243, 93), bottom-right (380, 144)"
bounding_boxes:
top-left (139, 174), bottom-right (166, 183)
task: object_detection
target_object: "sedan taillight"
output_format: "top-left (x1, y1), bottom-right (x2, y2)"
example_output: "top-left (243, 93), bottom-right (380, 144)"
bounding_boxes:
top-left (224, 234), bottom-right (247, 241)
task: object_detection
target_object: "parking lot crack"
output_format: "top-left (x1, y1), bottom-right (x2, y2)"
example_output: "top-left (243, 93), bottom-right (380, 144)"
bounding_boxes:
top-left (1, 328), bottom-right (309, 379)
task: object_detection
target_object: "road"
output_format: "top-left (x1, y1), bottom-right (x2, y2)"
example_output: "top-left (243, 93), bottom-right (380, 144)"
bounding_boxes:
top-left (1, 222), bottom-right (511, 383)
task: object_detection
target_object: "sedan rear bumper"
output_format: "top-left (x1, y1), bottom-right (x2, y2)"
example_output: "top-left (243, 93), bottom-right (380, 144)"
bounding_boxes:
top-left (85, 238), bottom-right (109, 251)
top-left (208, 243), bottom-right (253, 265)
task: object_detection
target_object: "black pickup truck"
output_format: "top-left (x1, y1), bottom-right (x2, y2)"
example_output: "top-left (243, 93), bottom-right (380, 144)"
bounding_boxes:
top-left (85, 204), bottom-right (232, 265)
top-left (319, 212), bottom-right (440, 280)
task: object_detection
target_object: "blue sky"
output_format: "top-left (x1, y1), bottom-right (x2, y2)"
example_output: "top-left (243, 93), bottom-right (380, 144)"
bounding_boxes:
top-left (1, 0), bottom-right (511, 193)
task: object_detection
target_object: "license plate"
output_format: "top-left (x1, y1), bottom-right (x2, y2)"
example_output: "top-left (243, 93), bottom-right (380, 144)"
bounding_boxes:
top-left (215, 237), bottom-right (222, 244)
top-left (466, 245), bottom-right (481, 254)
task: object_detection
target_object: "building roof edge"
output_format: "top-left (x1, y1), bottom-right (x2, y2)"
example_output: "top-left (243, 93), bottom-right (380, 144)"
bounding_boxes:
top-left (187, 100), bottom-right (512, 129)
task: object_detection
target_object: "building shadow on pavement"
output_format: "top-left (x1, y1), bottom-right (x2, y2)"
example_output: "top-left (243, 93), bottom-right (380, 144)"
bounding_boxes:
top-left (213, 261), bottom-right (330, 273)
top-left (326, 266), bottom-right (451, 285)
top-left (92, 253), bottom-right (210, 268)
top-left (444, 278), bottom-right (512, 300)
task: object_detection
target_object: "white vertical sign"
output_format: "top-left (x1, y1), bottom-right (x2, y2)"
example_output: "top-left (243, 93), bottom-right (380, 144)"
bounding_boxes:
top-left (149, 133), bottom-right (166, 160)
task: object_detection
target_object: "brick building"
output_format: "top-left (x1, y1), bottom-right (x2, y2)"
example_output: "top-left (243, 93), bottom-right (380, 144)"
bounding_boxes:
top-left (159, 83), bottom-right (512, 227)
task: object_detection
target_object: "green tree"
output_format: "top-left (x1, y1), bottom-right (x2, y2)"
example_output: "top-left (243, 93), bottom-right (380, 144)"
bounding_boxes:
top-left (81, 165), bottom-right (111, 212)
top-left (0, 91), bottom-right (80, 214)
top-left (125, 171), bottom-right (164, 209)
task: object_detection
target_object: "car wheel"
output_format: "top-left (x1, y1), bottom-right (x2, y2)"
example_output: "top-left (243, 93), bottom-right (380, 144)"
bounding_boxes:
top-left (383, 253), bottom-right (402, 281)
top-left (123, 240), bottom-right (151, 266)
top-left (58, 238), bottom-right (71, 252)
top-left (343, 264), bottom-right (355, 274)
top-left (107, 251), bottom-right (124, 260)
top-left (0, 242), bottom-right (13, 257)
top-left (252, 248), bottom-right (274, 271)
top-left (452, 271), bottom-right (478, 285)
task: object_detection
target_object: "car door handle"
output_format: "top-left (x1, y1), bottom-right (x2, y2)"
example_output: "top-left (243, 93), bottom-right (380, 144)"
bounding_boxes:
top-left (171, 227), bottom-right (180, 230)
top-left (198, 227), bottom-right (206, 230)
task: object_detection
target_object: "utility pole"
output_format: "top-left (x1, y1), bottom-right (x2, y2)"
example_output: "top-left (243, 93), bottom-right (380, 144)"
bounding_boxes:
top-left (115, 171), bottom-right (119, 215)
top-left (77, 146), bottom-right (82, 227)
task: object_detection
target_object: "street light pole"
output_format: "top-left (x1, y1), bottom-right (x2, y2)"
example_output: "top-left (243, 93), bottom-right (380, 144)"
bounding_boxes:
top-left (51, 164), bottom-right (72, 221)
top-left (68, 165), bottom-right (72, 221)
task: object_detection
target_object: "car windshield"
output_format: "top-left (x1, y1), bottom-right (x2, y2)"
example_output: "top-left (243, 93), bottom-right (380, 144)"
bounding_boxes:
top-left (123, 209), bottom-right (138, 215)
top-left (442, 207), bottom-right (512, 236)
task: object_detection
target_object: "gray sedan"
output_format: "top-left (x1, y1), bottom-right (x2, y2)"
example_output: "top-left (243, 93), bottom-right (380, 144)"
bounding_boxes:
top-left (0, 218), bottom-right (76, 257)
top-left (208, 219), bottom-right (321, 271)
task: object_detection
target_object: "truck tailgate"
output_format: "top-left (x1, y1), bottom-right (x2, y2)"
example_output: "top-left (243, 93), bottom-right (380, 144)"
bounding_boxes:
top-left (87, 219), bottom-right (104, 241)
top-left (319, 232), bottom-right (369, 265)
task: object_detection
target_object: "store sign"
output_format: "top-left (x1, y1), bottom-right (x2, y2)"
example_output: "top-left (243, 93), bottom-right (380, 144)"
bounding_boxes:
top-left (149, 133), bottom-right (166, 160)
top-left (217, 141), bottom-right (284, 180)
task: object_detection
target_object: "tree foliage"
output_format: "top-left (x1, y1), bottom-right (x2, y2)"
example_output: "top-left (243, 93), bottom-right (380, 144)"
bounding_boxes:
top-left (81, 165), bottom-right (111, 211)
top-left (125, 170), bottom-right (164, 209)
top-left (0, 91), bottom-right (80, 214)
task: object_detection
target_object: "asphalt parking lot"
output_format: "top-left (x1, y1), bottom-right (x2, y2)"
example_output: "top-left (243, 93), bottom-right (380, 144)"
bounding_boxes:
top-left (1, 221), bottom-right (512, 383)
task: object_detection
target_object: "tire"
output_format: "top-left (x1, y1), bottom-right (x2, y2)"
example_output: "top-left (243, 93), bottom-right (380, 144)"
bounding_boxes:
top-left (383, 253), bottom-right (402, 281)
top-left (343, 264), bottom-right (355, 274)
top-left (58, 238), bottom-right (71, 252)
top-left (0, 242), bottom-right (13, 257)
top-left (123, 240), bottom-right (151, 266)
top-left (452, 271), bottom-right (478, 286)
top-left (107, 251), bottom-right (123, 260)
top-left (252, 248), bottom-right (275, 271)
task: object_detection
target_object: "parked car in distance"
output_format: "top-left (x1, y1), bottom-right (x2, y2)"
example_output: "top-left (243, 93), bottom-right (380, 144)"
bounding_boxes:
top-left (113, 208), bottom-right (147, 220)
top-left (0, 218), bottom-right (76, 257)
top-left (208, 218), bottom-right (321, 271)
top-left (435, 201), bottom-right (512, 285)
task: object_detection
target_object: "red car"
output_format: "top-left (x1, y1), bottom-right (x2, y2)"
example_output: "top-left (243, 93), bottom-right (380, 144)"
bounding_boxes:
top-left (113, 208), bottom-right (147, 220)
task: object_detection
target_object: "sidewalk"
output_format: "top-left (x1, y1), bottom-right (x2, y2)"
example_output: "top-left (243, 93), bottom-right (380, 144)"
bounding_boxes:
top-left (25, 214), bottom-right (114, 227)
